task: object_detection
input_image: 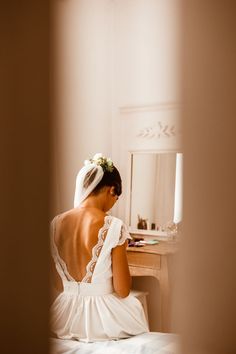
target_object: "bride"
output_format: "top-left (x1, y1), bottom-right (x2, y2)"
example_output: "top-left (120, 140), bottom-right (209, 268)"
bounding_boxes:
top-left (50, 153), bottom-right (149, 342)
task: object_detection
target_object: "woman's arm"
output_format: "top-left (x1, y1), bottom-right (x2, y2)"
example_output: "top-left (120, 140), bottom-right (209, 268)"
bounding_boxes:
top-left (112, 240), bottom-right (131, 298)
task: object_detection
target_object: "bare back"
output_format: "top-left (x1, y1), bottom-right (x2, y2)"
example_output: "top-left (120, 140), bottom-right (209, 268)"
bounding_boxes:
top-left (51, 207), bottom-right (107, 292)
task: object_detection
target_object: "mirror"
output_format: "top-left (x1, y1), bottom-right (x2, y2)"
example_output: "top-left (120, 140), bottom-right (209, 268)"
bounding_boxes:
top-left (129, 152), bottom-right (183, 235)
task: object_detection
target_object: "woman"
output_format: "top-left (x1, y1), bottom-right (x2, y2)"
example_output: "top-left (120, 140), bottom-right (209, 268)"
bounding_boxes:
top-left (50, 153), bottom-right (149, 342)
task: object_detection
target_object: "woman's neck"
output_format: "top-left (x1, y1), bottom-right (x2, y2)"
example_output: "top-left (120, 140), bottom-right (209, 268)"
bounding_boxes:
top-left (80, 195), bottom-right (106, 212)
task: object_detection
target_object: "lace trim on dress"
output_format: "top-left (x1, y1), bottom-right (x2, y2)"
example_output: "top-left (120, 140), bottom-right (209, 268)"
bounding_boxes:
top-left (117, 223), bottom-right (132, 246)
top-left (82, 215), bottom-right (112, 283)
top-left (50, 216), bottom-right (75, 282)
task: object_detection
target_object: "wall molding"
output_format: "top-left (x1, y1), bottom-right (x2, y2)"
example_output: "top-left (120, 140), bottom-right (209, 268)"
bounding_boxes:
top-left (119, 101), bottom-right (180, 114)
top-left (137, 121), bottom-right (177, 139)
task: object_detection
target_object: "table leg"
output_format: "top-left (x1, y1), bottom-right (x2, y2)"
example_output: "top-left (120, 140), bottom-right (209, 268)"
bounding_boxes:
top-left (159, 255), bottom-right (170, 332)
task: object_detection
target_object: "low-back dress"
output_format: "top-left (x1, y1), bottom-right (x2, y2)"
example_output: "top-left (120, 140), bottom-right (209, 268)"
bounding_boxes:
top-left (50, 214), bottom-right (149, 342)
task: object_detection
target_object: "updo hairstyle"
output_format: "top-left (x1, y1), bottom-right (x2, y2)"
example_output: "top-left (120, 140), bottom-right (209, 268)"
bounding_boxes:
top-left (83, 166), bottom-right (122, 197)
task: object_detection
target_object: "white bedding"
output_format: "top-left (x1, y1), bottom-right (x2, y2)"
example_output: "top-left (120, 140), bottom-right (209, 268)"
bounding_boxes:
top-left (50, 332), bottom-right (178, 354)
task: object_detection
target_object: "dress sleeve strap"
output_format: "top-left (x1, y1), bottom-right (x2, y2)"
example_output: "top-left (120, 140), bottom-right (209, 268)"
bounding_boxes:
top-left (117, 222), bottom-right (132, 246)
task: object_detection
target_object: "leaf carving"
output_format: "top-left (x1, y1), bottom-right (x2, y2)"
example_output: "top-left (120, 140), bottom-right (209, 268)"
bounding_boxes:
top-left (137, 122), bottom-right (177, 139)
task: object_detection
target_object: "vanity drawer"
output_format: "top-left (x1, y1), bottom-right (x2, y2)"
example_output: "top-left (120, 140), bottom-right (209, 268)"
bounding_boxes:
top-left (127, 251), bottom-right (161, 270)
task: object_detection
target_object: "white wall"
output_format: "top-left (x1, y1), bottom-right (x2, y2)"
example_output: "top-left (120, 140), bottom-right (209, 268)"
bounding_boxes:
top-left (52, 0), bottom-right (114, 214)
top-left (113, 0), bottom-right (181, 106)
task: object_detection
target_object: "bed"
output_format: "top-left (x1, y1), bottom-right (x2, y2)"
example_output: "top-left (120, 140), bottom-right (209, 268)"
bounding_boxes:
top-left (50, 332), bottom-right (179, 354)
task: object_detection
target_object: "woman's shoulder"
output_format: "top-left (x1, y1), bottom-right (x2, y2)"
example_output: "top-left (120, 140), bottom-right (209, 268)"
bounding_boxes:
top-left (50, 209), bottom-right (83, 234)
top-left (51, 210), bottom-right (128, 234)
top-left (50, 208), bottom-right (74, 224)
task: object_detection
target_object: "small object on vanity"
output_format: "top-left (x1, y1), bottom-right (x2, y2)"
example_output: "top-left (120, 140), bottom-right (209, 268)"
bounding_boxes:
top-left (133, 236), bottom-right (144, 242)
top-left (166, 221), bottom-right (178, 234)
top-left (128, 238), bottom-right (144, 247)
top-left (167, 221), bottom-right (181, 242)
top-left (128, 240), bottom-right (145, 247)
top-left (128, 240), bottom-right (135, 247)
top-left (137, 215), bottom-right (147, 229)
top-left (151, 223), bottom-right (156, 230)
top-left (135, 243), bottom-right (145, 247)
top-left (139, 239), bottom-right (159, 245)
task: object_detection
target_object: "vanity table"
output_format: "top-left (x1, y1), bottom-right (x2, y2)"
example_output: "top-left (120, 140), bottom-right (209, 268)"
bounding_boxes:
top-left (127, 239), bottom-right (178, 332)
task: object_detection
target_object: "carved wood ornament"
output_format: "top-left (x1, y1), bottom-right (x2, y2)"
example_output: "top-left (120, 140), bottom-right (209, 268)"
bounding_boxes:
top-left (137, 122), bottom-right (177, 139)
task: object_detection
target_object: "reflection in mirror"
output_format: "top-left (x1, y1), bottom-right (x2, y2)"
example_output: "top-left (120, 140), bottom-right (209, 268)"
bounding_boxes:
top-left (129, 153), bottom-right (183, 233)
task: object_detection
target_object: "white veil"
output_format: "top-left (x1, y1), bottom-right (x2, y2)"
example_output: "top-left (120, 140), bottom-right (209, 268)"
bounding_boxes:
top-left (73, 163), bottom-right (104, 208)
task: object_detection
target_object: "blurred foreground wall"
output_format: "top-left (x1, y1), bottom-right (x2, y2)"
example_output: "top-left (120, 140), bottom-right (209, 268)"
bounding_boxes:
top-left (0, 2), bottom-right (50, 354)
top-left (177, 1), bottom-right (236, 353)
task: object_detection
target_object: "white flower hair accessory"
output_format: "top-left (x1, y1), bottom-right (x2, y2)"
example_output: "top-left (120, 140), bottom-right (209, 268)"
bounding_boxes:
top-left (84, 153), bottom-right (114, 172)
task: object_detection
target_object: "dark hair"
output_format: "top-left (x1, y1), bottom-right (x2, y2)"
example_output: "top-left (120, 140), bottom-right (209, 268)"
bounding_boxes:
top-left (83, 168), bottom-right (98, 189)
top-left (90, 166), bottom-right (122, 196)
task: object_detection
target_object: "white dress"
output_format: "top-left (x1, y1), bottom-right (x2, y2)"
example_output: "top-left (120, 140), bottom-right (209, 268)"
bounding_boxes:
top-left (50, 215), bottom-right (149, 343)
